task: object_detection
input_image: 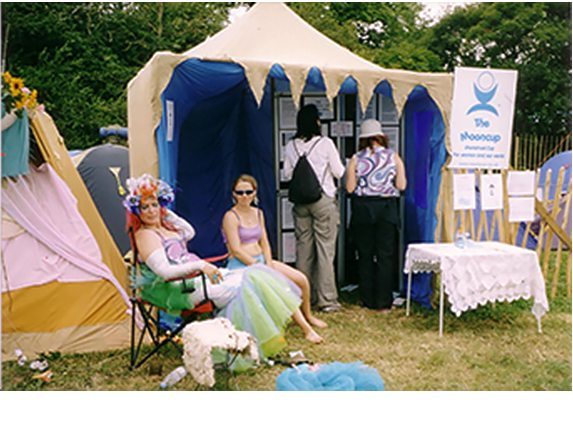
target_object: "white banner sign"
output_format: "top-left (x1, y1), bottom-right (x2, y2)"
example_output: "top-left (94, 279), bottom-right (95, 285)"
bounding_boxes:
top-left (449, 67), bottom-right (518, 169)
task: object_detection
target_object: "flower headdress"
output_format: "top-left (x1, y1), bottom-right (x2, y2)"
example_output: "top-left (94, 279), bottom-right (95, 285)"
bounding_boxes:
top-left (2, 71), bottom-right (41, 118)
top-left (122, 174), bottom-right (174, 214)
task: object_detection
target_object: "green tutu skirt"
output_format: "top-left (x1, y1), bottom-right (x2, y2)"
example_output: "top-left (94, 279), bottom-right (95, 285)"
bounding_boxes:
top-left (133, 264), bottom-right (204, 315)
top-left (133, 264), bottom-right (302, 369)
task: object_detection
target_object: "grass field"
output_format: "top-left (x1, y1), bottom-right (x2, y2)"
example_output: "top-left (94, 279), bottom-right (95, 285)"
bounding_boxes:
top-left (3, 283), bottom-right (570, 391)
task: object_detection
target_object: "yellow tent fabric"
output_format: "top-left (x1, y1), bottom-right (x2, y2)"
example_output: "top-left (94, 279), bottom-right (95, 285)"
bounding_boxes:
top-left (128, 2), bottom-right (453, 179)
top-left (1, 110), bottom-right (131, 361)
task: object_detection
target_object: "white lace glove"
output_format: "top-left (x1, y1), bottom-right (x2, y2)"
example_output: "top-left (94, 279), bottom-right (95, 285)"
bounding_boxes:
top-left (164, 209), bottom-right (196, 241)
top-left (145, 248), bottom-right (206, 280)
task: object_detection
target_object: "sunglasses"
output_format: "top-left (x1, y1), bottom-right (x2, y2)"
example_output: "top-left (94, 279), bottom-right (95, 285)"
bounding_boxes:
top-left (234, 189), bottom-right (255, 196)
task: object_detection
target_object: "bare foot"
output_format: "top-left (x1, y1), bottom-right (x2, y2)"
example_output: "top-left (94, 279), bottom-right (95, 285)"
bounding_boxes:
top-left (305, 329), bottom-right (323, 344)
top-left (307, 315), bottom-right (328, 329)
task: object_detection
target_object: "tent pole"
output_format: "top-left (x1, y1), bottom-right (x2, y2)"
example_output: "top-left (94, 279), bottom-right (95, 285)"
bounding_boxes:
top-left (271, 77), bottom-right (281, 261)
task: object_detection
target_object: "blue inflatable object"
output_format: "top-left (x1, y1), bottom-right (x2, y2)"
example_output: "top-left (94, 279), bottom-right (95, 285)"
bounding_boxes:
top-left (276, 361), bottom-right (385, 391)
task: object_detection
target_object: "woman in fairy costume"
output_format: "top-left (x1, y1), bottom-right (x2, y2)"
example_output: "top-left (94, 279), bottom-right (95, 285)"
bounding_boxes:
top-left (124, 174), bottom-right (322, 362)
top-left (222, 174), bottom-right (326, 335)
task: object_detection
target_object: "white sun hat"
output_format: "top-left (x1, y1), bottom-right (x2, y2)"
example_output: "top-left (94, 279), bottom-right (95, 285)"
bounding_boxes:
top-left (358, 119), bottom-right (385, 139)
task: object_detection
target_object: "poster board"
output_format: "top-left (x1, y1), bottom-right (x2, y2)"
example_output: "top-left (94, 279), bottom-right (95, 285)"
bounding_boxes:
top-left (449, 67), bottom-right (518, 169)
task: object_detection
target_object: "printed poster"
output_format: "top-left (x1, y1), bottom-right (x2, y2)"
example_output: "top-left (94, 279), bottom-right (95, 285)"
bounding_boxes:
top-left (279, 97), bottom-right (297, 129)
top-left (507, 171), bottom-right (536, 196)
top-left (480, 173), bottom-right (503, 211)
top-left (449, 67), bottom-right (518, 169)
top-left (304, 96), bottom-right (334, 120)
top-left (508, 197), bottom-right (535, 222)
top-left (281, 232), bottom-right (296, 263)
top-left (453, 173), bottom-right (476, 210)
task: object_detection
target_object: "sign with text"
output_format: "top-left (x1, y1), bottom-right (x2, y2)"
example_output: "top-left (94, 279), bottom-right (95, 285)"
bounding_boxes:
top-left (449, 67), bottom-right (518, 169)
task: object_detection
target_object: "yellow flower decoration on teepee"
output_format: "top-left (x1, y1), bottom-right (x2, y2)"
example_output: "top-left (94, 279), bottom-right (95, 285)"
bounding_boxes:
top-left (2, 72), bottom-right (40, 118)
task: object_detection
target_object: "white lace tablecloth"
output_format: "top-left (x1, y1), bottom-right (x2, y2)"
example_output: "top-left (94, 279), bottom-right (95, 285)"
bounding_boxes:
top-left (404, 241), bottom-right (549, 321)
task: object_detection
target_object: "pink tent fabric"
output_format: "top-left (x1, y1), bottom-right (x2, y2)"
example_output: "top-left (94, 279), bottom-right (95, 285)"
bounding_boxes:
top-left (1, 164), bottom-right (130, 307)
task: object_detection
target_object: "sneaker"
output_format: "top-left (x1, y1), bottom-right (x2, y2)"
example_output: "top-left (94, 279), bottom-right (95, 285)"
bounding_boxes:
top-left (392, 297), bottom-right (406, 307)
top-left (320, 303), bottom-right (342, 313)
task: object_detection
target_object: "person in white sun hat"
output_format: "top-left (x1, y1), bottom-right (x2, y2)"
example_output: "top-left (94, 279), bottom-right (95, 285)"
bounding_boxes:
top-left (346, 119), bottom-right (407, 312)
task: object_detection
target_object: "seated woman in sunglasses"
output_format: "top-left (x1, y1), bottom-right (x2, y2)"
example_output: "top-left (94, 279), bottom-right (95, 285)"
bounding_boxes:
top-left (222, 174), bottom-right (327, 336)
top-left (126, 174), bottom-right (323, 364)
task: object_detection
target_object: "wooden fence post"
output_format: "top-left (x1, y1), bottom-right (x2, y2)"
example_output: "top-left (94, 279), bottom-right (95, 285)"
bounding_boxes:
top-left (542, 168), bottom-right (565, 277)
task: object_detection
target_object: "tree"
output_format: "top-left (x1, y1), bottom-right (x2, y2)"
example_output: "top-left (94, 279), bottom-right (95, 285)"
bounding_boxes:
top-left (427, 2), bottom-right (572, 135)
top-left (1, 2), bottom-right (233, 149)
top-left (288, 2), bottom-right (442, 71)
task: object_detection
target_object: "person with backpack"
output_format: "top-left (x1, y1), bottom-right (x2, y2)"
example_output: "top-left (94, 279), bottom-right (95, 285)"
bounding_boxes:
top-left (346, 119), bottom-right (407, 311)
top-left (283, 104), bottom-right (345, 313)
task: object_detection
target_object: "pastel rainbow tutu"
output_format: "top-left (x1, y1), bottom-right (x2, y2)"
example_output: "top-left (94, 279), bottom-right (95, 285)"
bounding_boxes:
top-left (216, 264), bottom-right (301, 360)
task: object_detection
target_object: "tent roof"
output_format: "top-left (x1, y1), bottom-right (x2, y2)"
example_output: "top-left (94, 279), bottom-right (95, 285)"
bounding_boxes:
top-left (128, 2), bottom-right (453, 178)
top-left (185, 2), bottom-right (385, 108)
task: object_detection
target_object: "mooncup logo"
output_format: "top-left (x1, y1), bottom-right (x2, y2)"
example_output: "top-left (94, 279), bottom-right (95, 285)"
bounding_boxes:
top-left (467, 71), bottom-right (499, 116)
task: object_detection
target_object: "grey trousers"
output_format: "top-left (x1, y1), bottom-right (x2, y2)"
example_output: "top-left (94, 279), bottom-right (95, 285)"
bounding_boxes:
top-left (293, 194), bottom-right (339, 308)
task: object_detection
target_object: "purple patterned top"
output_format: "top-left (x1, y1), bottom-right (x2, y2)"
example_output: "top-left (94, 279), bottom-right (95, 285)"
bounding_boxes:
top-left (354, 147), bottom-right (399, 197)
top-left (143, 229), bottom-right (200, 264)
top-left (163, 237), bottom-right (200, 264)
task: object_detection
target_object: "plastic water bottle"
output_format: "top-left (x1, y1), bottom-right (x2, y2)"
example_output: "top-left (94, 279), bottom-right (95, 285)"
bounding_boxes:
top-left (159, 366), bottom-right (187, 389)
top-left (455, 231), bottom-right (466, 249)
top-left (464, 233), bottom-right (475, 248)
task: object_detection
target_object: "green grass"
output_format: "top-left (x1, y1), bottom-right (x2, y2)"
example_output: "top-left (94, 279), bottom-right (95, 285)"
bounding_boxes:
top-left (3, 268), bottom-right (571, 391)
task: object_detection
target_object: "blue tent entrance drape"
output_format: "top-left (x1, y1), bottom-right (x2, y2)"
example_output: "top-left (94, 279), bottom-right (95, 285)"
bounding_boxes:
top-left (157, 60), bottom-right (273, 257)
top-left (403, 86), bottom-right (447, 308)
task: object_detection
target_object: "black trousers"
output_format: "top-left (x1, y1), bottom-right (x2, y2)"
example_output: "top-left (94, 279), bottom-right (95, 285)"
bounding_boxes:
top-left (351, 197), bottom-right (399, 310)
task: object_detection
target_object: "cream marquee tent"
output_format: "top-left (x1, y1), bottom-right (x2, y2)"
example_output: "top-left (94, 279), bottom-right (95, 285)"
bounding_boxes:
top-left (127, 2), bottom-right (454, 308)
top-left (128, 2), bottom-right (453, 179)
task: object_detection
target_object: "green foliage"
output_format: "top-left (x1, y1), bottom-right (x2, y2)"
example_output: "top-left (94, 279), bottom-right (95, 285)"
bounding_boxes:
top-left (427, 2), bottom-right (572, 135)
top-left (1, 2), bottom-right (232, 149)
top-left (288, 2), bottom-right (441, 71)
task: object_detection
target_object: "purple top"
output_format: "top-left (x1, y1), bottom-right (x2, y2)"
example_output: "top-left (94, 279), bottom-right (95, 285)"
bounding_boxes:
top-left (147, 229), bottom-right (200, 264)
top-left (222, 209), bottom-right (263, 245)
top-left (355, 146), bottom-right (400, 197)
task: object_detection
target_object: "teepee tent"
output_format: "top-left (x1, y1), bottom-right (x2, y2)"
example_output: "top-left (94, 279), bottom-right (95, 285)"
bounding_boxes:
top-left (128, 2), bottom-right (453, 306)
top-left (2, 110), bottom-right (131, 361)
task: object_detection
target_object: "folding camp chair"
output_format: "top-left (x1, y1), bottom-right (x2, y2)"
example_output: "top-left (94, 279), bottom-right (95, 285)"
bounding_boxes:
top-left (128, 226), bottom-right (227, 370)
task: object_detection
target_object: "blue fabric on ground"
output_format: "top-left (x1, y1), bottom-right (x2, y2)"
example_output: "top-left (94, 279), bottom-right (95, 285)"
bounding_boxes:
top-left (276, 361), bottom-right (385, 391)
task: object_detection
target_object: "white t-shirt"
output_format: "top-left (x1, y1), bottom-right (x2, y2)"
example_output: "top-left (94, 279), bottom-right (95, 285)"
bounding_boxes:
top-left (283, 136), bottom-right (345, 198)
